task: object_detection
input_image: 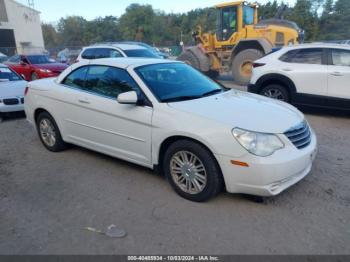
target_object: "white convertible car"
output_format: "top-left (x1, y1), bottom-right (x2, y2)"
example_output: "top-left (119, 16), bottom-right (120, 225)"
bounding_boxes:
top-left (24, 58), bottom-right (318, 202)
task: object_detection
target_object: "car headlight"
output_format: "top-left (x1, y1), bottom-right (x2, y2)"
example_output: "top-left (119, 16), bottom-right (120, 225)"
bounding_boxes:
top-left (232, 128), bottom-right (284, 157)
top-left (39, 69), bottom-right (52, 73)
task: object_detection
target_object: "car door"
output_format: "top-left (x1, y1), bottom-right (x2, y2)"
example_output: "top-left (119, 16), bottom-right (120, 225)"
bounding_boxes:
top-left (61, 65), bottom-right (153, 167)
top-left (279, 48), bottom-right (328, 105)
top-left (327, 48), bottom-right (350, 109)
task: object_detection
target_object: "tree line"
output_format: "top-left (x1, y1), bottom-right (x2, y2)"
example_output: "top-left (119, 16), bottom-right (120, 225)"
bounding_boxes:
top-left (42, 0), bottom-right (350, 49)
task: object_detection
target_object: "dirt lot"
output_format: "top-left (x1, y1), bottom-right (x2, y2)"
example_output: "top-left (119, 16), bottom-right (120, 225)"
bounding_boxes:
top-left (0, 82), bottom-right (349, 255)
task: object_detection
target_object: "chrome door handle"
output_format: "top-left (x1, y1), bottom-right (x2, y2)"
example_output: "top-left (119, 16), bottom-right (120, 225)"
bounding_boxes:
top-left (78, 99), bottom-right (90, 104)
top-left (331, 72), bottom-right (343, 76)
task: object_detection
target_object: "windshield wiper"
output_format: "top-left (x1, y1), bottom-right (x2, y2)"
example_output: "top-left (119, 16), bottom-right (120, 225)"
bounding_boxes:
top-left (162, 95), bottom-right (202, 103)
top-left (200, 89), bottom-right (223, 97)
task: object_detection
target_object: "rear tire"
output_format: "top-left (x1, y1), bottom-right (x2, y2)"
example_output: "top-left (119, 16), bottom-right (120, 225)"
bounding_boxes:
top-left (177, 50), bottom-right (200, 69)
top-left (36, 112), bottom-right (68, 152)
top-left (232, 49), bottom-right (264, 85)
top-left (260, 84), bottom-right (290, 103)
top-left (163, 139), bottom-right (224, 202)
top-left (206, 70), bottom-right (220, 79)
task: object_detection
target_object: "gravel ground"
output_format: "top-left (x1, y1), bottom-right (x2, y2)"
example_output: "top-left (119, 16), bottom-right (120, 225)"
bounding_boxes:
top-left (0, 82), bottom-right (349, 255)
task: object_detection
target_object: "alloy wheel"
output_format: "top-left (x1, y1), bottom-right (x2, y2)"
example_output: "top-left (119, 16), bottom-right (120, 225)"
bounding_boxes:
top-left (39, 118), bottom-right (57, 147)
top-left (263, 88), bottom-right (286, 101)
top-left (170, 151), bottom-right (207, 195)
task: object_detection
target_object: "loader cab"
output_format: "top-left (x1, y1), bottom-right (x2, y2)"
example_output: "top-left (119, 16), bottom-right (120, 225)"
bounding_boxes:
top-left (215, 1), bottom-right (258, 42)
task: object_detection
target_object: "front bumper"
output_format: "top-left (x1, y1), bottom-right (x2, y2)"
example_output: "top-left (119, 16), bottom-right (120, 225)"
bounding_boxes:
top-left (0, 101), bottom-right (24, 113)
top-left (216, 132), bottom-right (318, 197)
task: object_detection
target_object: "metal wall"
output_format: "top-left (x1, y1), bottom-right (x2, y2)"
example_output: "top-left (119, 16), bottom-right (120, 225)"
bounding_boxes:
top-left (0, 0), bottom-right (9, 22)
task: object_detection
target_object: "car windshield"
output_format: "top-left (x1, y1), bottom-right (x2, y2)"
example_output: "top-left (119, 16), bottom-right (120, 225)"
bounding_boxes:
top-left (135, 63), bottom-right (226, 102)
top-left (0, 56), bottom-right (8, 63)
top-left (0, 67), bottom-right (21, 81)
top-left (27, 55), bottom-right (53, 64)
top-left (124, 49), bottom-right (160, 58)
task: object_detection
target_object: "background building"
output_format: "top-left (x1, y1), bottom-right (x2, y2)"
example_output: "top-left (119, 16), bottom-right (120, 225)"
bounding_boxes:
top-left (0, 0), bottom-right (44, 56)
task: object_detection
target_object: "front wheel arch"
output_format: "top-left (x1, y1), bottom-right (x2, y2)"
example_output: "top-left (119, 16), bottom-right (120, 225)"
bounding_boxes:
top-left (256, 74), bottom-right (297, 101)
top-left (161, 138), bottom-right (225, 201)
top-left (157, 136), bottom-right (222, 176)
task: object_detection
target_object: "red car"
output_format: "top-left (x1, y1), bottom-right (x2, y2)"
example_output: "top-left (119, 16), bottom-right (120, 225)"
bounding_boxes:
top-left (5, 54), bottom-right (68, 81)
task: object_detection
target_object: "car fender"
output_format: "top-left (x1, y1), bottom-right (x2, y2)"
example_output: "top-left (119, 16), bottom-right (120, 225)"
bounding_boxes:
top-left (151, 107), bottom-right (248, 166)
top-left (28, 85), bottom-right (65, 135)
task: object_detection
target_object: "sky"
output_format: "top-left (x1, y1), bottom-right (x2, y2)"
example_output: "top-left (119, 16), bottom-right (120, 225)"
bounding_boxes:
top-left (16, 0), bottom-right (296, 23)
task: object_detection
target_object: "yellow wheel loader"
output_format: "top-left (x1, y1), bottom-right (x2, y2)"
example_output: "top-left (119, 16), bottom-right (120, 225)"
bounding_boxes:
top-left (178, 0), bottom-right (303, 85)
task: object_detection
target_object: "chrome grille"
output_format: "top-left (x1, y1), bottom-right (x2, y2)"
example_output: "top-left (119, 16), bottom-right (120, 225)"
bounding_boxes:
top-left (284, 121), bottom-right (312, 150)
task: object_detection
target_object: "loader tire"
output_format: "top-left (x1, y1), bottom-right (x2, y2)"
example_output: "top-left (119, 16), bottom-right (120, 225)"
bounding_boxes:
top-left (232, 49), bottom-right (264, 85)
top-left (177, 50), bottom-right (200, 69)
top-left (206, 70), bottom-right (220, 79)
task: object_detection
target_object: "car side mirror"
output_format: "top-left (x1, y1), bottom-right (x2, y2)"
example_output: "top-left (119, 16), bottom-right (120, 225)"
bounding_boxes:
top-left (20, 74), bottom-right (26, 80)
top-left (117, 91), bottom-right (138, 105)
top-left (20, 61), bottom-right (27, 66)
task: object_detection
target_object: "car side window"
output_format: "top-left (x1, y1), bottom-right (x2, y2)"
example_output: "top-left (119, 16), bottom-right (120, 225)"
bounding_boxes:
top-left (85, 66), bottom-right (139, 99)
top-left (62, 66), bottom-right (89, 89)
top-left (331, 49), bottom-right (350, 67)
top-left (95, 48), bottom-right (123, 59)
top-left (82, 48), bottom-right (123, 60)
top-left (279, 50), bottom-right (299, 62)
top-left (81, 49), bottom-right (96, 59)
top-left (286, 48), bottom-right (323, 65)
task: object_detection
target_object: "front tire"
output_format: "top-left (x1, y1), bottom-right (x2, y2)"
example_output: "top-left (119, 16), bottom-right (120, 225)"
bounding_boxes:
top-left (36, 112), bottom-right (68, 152)
top-left (260, 84), bottom-right (290, 102)
top-left (177, 50), bottom-right (200, 69)
top-left (31, 72), bottom-right (39, 81)
top-left (163, 140), bottom-right (223, 202)
top-left (206, 70), bottom-right (220, 79)
top-left (232, 49), bottom-right (264, 85)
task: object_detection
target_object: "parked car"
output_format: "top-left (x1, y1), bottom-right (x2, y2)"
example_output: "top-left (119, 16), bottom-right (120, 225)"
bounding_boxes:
top-left (118, 41), bottom-right (169, 59)
top-left (249, 44), bottom-right (350, 110)
top-left (76, 43), bottom-right (161, 63)
top-left (0, 64), bottom-right (27, 121)
top-left (24, 58), bottom-right (317, 202)
top-left (5, 54), bottom-right (69, 81)
top-left (0, 52), bottom-right (8, 63)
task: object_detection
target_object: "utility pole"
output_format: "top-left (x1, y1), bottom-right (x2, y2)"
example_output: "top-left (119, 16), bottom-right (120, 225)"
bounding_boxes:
top-left (180, 31), bottom-right (184, 51)
top-left (27, 0), bottom-right (34, 9)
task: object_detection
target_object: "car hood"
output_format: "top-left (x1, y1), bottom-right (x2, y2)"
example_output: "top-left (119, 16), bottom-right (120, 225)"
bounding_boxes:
top-left (168, 90), bottom-right (304, 134)
top-left (0, 80), bottom-right (27, 98)
top-left (32, 63), bottom-right (68, 71)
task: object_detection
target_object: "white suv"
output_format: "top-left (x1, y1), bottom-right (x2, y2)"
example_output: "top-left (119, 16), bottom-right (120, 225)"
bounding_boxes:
top-left (249, 44), bottom-right (350, 110)
top-left (76, 43), bottom-right (160, 62)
